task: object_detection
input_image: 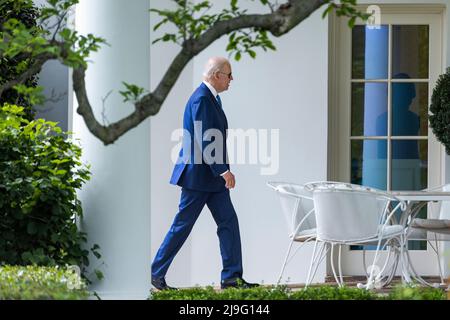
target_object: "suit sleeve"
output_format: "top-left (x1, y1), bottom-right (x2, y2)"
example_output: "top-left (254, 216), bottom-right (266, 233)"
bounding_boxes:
top-left (192, 97), bottom-right (229, 177)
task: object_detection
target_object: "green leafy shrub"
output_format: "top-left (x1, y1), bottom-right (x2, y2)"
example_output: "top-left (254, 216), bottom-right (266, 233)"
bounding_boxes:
top-left (0, 0), bottom-right (40, 121)
top-left (0, 265), bottom-right (89, 300)
top-left (290, 285), bottom-right (378, 300)
top-left (0, 104), bottom-right (101, 280)
top-left (216, 286), bottom-right (290, 300)
top-left (430, 67), bottom-right (450, 154)
top-left (150, 285), bottom-right (290, 300)
top-left (150, 284), bottom-right (446, 300)
top-left (388, 284), bottom-right (447, 300)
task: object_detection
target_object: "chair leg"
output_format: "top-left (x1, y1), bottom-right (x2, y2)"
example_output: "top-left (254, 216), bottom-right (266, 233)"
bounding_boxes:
top-left (330, 244), bottom-right (342, 287)
top-left (286, 238), bottom-right (313, 265)
top-left (377, 237), bottom-right (402, 287)
top-left (433, 237), bottom-right (446, 285)
top-left (402, 244), bottom-right (430, 286)
top-left (402, 237), bottom-right (444, 287)
top-left (379, 244), bottom-right (398, 287)
top-left (305, 240), bottom-right (319, 288)
top-left (375, 240), bottom-right (395, 286)
top-left (386, 248), bottom-right (400, 286)
top-left (399, 234), bottom-right (413, 284)
top-left (277, 239), bottom-right (295, 285)
top-left (307, 242), bottom-right (328, 287)
top-left (363, 238), bottom-right (384, 290)
top-left (338, 244), bottom-right (344, 285)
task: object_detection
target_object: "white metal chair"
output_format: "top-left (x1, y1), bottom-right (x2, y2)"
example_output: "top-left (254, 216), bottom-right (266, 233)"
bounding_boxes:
top-left (267, 182), bottom-right (317, 285)
top-left (304, 181), bottom-right (407, 290)
top-left (405, 184), bottom-right (450, 287)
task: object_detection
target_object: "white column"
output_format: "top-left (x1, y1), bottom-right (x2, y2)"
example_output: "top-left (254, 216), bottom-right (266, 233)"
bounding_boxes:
top-left (73, 0), bottom-right (151, 299)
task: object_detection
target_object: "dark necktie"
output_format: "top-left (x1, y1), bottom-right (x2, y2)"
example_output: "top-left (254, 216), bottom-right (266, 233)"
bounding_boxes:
top-left (216, 95), bottom-right (222, 109)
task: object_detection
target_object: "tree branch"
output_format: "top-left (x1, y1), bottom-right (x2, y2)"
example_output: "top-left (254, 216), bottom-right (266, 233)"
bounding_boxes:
top-left (72, 0), bottom-right (329, 145)
top-left (73, 67), bottom-right (159, 145)
top-left (192, 0), bottom-right (327, 53)
top-left (0, 51), bottom-right (56, 97)
top-left (51, 10), bottom-right (68, 42)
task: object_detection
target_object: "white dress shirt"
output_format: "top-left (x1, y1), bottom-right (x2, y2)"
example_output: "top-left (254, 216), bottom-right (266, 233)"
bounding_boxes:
top-left (202, 80), bottom-right (218, 99)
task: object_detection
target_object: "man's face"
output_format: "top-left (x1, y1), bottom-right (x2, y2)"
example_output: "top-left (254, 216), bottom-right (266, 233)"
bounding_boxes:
top-left (215, 63), bottom-right (233, 93)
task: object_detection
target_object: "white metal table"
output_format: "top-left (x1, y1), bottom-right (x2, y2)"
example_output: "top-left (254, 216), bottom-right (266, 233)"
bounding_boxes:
top-left (388, 190), bottom-right (450, 285)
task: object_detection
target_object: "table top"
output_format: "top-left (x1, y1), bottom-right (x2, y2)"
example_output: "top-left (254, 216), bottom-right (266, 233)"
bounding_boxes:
top-left (390, 190), bottom-right (450, 201)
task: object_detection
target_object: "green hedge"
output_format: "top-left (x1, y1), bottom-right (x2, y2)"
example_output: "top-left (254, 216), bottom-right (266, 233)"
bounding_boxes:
top-left (388, 285), bottom-right (447, 300)
top-left (149, 284), bottom-right (447, 300)
top-left (430, 67), bottom-right (450, 154)
top-left (0, 265), bottom-right (89, 300)
top-left (0, 104), bottom-right (102, 282)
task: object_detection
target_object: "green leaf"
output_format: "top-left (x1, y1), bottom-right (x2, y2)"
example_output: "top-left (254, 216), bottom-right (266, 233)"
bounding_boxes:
top-left (230, 0), bottom-right (238, 11)
top-left (59, 28), bottom-right (72, 40)
top-left (322, 4), bottom-right (335, 19)
top-left (27, 221), bottom-right (37, 235)
top-left (266, 42), bottom-right (276, 51)
top-left (21, 251), bottom-right (33, 262)
top-left (119, 82), bottom-right (145, 103)
top-left (226, 42), bottom-right (236, 51)
top-left (153, 18), bottom-right (169, 31)
top-left (94, 269), bottom-right (104, 280)
top-left (348, 16), bottom-right (356, 28)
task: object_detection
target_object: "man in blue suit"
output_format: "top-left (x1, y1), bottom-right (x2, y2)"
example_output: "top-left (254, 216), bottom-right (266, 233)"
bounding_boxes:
top-left (151, 57), bottom-right (258, 290)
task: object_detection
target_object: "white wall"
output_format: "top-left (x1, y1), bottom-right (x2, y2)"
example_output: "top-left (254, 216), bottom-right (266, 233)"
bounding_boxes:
top-left (74, 0), bottom-right (151, 299)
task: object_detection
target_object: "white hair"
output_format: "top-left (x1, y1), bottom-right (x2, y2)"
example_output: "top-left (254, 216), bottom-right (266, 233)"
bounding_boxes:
top-left (202, 57), bottom-right (229, 81)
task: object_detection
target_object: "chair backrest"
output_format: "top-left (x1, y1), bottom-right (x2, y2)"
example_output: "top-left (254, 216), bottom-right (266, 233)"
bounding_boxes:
top-left (267, 182), bottom-right (316, 238)
top-left (424, 184), bottom-right (450, 220)
top-left (308, 184), bottom-right (391, 242)
top-left (410, 184), bottom-right (450, 240)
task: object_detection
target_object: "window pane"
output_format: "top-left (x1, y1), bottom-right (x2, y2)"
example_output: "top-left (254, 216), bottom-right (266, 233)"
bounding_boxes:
top-left (351, 140), bottom-right (387, 189)
top-left (392, 25), bottom-right (429, 79)
top-left (352, 25), bottom-right (389, 79)
top-left (392, 82), bottom-right (428, 136)
top-left (391, 140), bottom-right (427, 191)
top-left (351, 83), bottom-right (388, 136)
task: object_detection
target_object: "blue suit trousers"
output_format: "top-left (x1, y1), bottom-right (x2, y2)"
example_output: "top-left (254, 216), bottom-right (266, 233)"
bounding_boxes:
top-left (151, 188), bottom-right (243, 281)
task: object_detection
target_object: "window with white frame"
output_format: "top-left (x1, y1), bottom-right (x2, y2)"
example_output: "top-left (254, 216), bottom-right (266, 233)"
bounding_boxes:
top-left (330, 6), bottom-right (444, 260)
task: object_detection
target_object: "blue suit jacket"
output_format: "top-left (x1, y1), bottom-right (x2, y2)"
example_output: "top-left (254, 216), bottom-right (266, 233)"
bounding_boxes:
top-left (170, 83), bottom-right (229, 192)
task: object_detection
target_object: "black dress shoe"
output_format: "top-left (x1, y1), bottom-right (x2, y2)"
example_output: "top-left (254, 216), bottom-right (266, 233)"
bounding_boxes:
top-left (220, 277), bottom-right (260, 289)
top-left (151, 277), bottom-right (177, 291)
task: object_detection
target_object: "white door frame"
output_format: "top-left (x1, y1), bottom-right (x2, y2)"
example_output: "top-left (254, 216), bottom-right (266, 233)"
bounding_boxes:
top-left (328, 5), bottom-right (445, 276)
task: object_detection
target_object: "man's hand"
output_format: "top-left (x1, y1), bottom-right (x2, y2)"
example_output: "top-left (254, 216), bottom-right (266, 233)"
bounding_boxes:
top-left (222, 171), bottom-right (235, 189)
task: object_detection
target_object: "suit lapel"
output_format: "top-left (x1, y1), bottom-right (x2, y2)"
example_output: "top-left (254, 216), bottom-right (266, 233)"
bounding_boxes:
top-left (200, 83), bottom-right (222, 110)
top-left (199, 83), bottom-right (228, 128)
